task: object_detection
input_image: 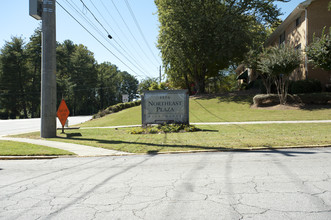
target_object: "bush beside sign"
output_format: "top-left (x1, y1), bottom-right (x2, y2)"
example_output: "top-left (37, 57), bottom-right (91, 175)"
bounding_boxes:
top-left (141, 90), bottom-right (189, 125)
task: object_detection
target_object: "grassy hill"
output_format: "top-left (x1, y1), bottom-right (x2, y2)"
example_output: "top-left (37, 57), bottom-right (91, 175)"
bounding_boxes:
top-left (81, 94), bottom-right (331, 127)
top-left (15, 93), bottom-right (331, 154)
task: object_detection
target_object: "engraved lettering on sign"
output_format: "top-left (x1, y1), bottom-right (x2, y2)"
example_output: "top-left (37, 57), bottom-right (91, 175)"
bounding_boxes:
top-left (142, 90), bottom-right (189, 125)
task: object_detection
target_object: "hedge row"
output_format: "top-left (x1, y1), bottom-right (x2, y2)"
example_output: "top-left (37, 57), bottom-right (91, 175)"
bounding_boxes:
top-left (289, 79), bottom-right (322, 94)
top-left (93, 100), bottom-right (141, 119)
top-left (253, 93), bottom-right (331, 106)
top-left (245, 79), bottom-right (324, 94)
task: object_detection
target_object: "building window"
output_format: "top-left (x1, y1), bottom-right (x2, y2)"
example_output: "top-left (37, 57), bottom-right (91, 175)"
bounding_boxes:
top-left (279, 31), bottom-right (285, 46)
top-left (296, 17), bottom-right (301, 27)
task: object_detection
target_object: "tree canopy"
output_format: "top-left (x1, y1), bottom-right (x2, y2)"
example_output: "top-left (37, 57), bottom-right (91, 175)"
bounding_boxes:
top-left (0, 29), bottom-right (138, 119)
top-left (257, 45), bottom-right (302, 104)
top-left (155, 0), bottom-right (284, 94)
top-left (306, 27), bottom-right (331, 71)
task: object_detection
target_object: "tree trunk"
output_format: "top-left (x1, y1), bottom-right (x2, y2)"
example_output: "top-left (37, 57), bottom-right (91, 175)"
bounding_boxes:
top-left (183, 70), bottom-right (192, 95)
top-left (275, 75), bottom-right (289, 105)
top-left (194, 65), bottom-right (206, 94)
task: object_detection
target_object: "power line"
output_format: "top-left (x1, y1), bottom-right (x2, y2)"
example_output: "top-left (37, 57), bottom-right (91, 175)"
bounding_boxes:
top-left (98, 0), bottom-right (157, 74)
top-left (65, 0), bottom-right (105, 38)
top-left (60, 0), bottom-right (155, 78)
top-left (124, 0), bottom-right (160, 65)
top-left (109, 0), bottom-right (159, 68)
top-left (62, 0), bottom-right (150, 77)
top-left (87, 0), bottom-right (154, 77)
top-left (56, 1), bottom-right (144, 78)
top-left (79, 0), bottom-right (112, 39)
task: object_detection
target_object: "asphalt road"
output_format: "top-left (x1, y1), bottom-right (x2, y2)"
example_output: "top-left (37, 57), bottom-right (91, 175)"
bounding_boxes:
top-left (0, 148), bottom-right (330, 219)
top-left (0, 116), bottom-right (92, 136)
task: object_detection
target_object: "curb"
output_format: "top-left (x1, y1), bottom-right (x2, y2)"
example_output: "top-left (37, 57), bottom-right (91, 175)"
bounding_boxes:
top-left (139, 144), bottom-right (331, 156)
top-left (1, 144), bottom-right (330, 160)
top-left (0, 156), bottom-right (60, 160)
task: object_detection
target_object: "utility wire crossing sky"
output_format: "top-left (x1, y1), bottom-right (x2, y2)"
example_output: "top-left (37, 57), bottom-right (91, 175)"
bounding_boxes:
top-left (0, 0), bottom-right (303, 81)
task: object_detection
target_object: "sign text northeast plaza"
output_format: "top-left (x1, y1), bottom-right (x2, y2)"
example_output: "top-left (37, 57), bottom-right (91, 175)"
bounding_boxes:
top-left (141, 90), bottom-right (189, 125)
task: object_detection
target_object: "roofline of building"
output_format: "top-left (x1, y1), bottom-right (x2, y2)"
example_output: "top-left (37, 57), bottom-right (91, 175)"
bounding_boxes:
top-left (265, 0), bottom-right (315, 46)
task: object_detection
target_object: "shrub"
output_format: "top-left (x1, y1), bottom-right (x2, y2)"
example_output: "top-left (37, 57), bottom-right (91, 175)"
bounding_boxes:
top-left (92, 100), bottom-right (141, 119)
top-left (117, 103), bottom-right (125, 110)
top-left (148, 127), bottom-right (159, 134)
top-left (297, 93), bottom-right (331, 104)
top-left (253, 93), bottom-right (331, 106)
top-left (253, 94), bottom-right (302, 106)
top-left (130, 124), bottom-right (199, 134)
top-left (289, 79), bottom-right (322, 94)
top-left (99, 110), bottom-right (106, 118)
top-left (130, 127), bottom-right (145, 134)
top-left (112, 105), bottom-right (121, 112)
top-left (253, 94), bottom-right (279, 106)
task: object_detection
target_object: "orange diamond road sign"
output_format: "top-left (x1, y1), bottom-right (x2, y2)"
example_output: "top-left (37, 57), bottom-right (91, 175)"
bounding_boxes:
top-left (57, 99), bottom-right (70, 127)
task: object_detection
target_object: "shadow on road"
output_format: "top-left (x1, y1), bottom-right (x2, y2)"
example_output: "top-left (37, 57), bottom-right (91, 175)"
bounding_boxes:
top-left (56, 135), bottom-right (325, 157)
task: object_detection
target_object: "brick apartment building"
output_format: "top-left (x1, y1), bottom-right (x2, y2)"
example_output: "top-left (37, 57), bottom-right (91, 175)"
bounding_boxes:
top-left (238, 0), bottom-right (331, 90)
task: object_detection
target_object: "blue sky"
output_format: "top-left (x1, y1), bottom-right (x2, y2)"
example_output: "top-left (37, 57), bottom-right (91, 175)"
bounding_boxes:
top-left (0, 0), bottom-right (303, 81)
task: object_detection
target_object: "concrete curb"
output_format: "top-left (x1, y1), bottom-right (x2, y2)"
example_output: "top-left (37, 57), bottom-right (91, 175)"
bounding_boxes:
top-left (139, 144), bottom-right (331, 156)
top-left (0, 156), bottom-right (60, 160)
top-left (1, 144), bottom-right (330, 160)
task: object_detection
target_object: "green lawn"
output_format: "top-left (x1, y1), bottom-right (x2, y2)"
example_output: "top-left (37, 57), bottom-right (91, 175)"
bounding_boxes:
top-left (8, 94), bottom-right (331, 155)
top-left (17, 123), bottom-right (331, 154)
top-left (81, 95), bottom-right (331, 127)
top-left (0, 140), bottom-right (74, 156)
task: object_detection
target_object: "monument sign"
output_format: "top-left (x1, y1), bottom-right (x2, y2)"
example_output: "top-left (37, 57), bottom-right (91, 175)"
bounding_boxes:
top-left (142, 90), bottom-right (189, 125)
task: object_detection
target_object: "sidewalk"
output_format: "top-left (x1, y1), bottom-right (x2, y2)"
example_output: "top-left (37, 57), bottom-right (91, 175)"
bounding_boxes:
top-left (0, 137), bottom-right (132, 157)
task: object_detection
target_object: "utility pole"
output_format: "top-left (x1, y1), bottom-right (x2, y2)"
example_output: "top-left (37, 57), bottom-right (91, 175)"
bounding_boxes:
top-left (30, 0), bottom-right (57, 137)
top-left (41, 0), bottom-right (57, 138)
top-left (159, 66), bottom-right (162, 84)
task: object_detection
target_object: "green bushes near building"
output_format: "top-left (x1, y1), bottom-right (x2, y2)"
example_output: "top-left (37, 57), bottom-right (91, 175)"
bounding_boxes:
top-left (93, 100), bottom-right (141, 119)
top-left (289, 79), bottom-right (322, 94)
top-left (253, 93), bottom-right (331, 106)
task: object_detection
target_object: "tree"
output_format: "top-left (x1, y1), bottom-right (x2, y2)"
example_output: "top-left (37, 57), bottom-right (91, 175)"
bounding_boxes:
top-left (205, 69), bottom-right (238, 93)
top-left (26, 28), bottom-right (42, 118)
top-left (56, 41), bottom-right (99, 115)
top-left (247, 48), bottom-right (275, 94)
top-left (138, 77), bottom-right (158, 93)
top-left (97, 62), bottom-right (119, 109)
top-left (258, 45), bottom-right (302, 104)
top-left (56, 40), bottom-right (138, 113)
top-left (0, 33), bottom-right (139, 117)
top-left (306, 27), bottom-right (331, 71)
top-left (155, 0), bottom-right (284, 94)
top-left (0, 37), bottom-right (29, 118)
top-left (116, 71), bottom-right (138, 102)
top-left (70, 44), bottom-right (98, 115)
top-left (56, 39), bottom-right (77, 106)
